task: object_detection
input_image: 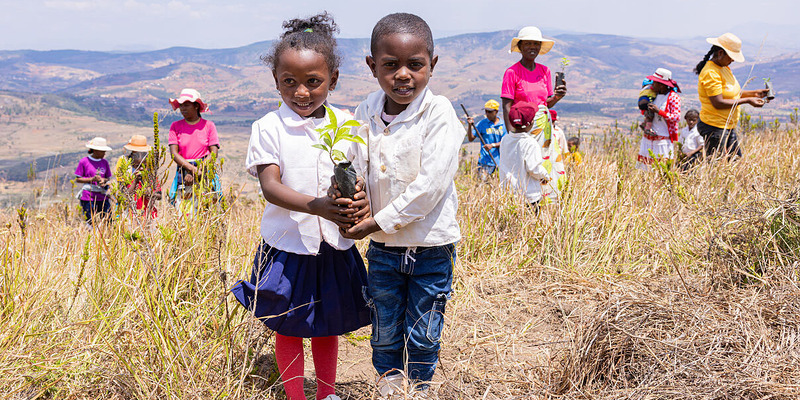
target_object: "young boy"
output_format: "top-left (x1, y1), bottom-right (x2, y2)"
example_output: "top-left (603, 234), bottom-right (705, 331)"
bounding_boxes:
top-left (678, 109), bottom-right (703, 170)
top-left (566, 136), bottom-right (583, 166)
top-left (497, 102), bottom-right (549, 205)
top-left (465, 99), bottom-right (506, 180)
top-left (340, 12), bottom-right (463, 397)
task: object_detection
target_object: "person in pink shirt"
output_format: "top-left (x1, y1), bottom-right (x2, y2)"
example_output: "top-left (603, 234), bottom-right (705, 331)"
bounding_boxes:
top-left (501, 26), bottom-right (568, 129)
top-left (168, 88), bottom-right (221, 202)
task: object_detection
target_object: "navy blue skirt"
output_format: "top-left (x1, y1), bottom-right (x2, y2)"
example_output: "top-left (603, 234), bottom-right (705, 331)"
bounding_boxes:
top-left (231, 241), bottom-right (371, 337)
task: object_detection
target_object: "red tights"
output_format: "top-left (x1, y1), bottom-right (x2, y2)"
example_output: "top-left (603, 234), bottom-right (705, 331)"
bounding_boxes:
top-left (274, 334), bottom-right (338, 400)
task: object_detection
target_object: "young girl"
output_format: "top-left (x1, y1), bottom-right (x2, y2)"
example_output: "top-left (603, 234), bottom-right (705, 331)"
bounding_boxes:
top-left (167, 88), bottom-right (221, 203)
top-left (230, 13), bottom-right (370, 400)
top-left (75, 137), bottom-right (113, 226)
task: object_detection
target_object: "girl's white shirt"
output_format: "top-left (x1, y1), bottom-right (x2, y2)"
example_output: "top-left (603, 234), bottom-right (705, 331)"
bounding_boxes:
top-left (349, 88), bottom-right (462, 247)
top-left (498, 132), bottom-right (549, 203)
top-left (246, 103), bottom-right (355, 255)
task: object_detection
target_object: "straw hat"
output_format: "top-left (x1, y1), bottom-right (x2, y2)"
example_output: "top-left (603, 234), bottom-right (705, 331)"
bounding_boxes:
top-left (706, 33), bottom-right (745, 63)
top-left (86, 137), bottom-right (112, 152)
top-left (123, 135), bottom-right (152, 152)
top-left (484, 99), bottom-right (500, 111)
top-left (509, 26), bottom-right (554, 55)
top-left (169, 88), bottom-right (210, 113)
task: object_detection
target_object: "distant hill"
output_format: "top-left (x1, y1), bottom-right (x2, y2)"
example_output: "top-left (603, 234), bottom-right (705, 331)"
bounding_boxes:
top-left (0, 31), bottom-right (797, 125)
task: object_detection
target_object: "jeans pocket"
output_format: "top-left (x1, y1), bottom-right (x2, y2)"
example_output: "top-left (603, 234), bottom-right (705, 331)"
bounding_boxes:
top-left (425, 292), bottom-right (449, 343)
top-left (362, 286), bottom-right (379, 342)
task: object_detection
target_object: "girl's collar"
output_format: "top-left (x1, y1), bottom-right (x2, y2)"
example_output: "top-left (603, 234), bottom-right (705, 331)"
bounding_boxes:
top-left (88, 155), bottom-right (103, 162)
top-left (278, 101), bottom-right (333, 128)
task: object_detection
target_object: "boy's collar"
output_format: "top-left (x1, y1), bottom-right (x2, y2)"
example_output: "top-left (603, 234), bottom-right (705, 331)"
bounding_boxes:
top-left (367, 88), bottom-right (433, 126)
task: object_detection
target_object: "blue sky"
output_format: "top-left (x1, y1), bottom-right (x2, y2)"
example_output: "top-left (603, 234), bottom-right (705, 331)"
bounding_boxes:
top-left (1, 0), bottom-right (798, 51)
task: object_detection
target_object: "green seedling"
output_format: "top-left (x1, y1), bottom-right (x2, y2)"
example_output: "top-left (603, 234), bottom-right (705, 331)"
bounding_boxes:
top-left (311, 105), bottom-right (366, 198)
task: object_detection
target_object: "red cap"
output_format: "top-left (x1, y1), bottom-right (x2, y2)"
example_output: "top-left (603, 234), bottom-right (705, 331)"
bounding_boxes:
top-left (549, 109), bottom-right (558, 122)
top-left (508, 102), bottom-right (537, 130)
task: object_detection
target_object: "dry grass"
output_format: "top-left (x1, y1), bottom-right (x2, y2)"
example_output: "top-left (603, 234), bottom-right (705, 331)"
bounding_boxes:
top-left (1, 123), bottom-right (799, 399)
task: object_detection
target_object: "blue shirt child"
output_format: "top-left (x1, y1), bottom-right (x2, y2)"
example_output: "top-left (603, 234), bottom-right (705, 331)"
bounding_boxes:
top-left (474, 117), bottom-right (506, 167)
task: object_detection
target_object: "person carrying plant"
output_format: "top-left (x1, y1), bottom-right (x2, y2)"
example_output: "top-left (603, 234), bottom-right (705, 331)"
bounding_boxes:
top-left (228, 13), bottom-right (371, 400)
top-left (167, 88), bottom-right (221, 204)
top-left (465, 99), bottom-right (506, 179)
top-left (635, 68), bottom-right (682, 170)
top-left (694, 33), bottom-right (769, 158)
top-left (334, 12), bottom-right (463, 398)
top-left (116, 135), bottom-right (162, 219)
top-left (74, 137), bottom-right (113, 226)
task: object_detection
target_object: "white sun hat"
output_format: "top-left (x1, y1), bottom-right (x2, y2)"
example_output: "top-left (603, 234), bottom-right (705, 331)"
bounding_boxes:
top-left (169, 88), bottom-right (210, 113)
top-left (86, 137), bottom-right (112, 152)
top-left (706, 33), bottom-right (745, 63)
top-left (509, 26), bottom-right (555, 55)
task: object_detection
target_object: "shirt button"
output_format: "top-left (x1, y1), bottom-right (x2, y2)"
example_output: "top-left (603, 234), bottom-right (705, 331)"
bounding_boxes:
top-left (380, 165), bottom-right (387, 172)
top-left (383, 128), bottom-right (390, 135)
top-left (394, 224), bottom-right (402, 231)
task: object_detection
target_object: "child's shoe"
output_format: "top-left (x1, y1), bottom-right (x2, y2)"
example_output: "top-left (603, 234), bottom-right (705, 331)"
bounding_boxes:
top-left (377, 373), bottom-right (407, 399)
top-left (321, 395), bottom-right (342, 400)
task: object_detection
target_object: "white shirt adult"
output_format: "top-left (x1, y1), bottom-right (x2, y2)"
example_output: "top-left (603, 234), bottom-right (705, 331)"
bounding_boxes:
top-left (246, 103), bottom-right (354, 255)
top-left (350, 88), bottom-right (462, 247)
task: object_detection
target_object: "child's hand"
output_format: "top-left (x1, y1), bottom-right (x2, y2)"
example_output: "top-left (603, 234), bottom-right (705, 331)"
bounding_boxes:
top-left (184, 173), bottom-right (194, 186)
top-left (311, 195), bottom-right (360, 230)
top-left (341, 216), bottom-right (382, 240)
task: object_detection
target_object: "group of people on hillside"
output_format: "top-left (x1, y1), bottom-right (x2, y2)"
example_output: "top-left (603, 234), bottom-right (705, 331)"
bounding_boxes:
top-left (74, 88), bottom-right (220, 225)
top-left (635, 32), bottom-right (770, 171)
top-left (71, 14), bottom-right (772, 400)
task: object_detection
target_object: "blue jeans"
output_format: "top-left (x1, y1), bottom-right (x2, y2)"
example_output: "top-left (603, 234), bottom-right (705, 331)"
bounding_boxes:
top-left (364, 240), bottom-right (455, 384)
top-left (80, 199), bottom-right (111, 225)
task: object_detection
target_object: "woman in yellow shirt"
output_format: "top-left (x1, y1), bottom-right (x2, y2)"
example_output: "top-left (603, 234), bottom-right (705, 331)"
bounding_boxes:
top-left (694, 33), bottom-right (768, 158)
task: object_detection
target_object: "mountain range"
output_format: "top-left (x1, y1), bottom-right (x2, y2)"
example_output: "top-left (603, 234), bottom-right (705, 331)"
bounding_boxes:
top-left (1, 30), bottom-right (797, 127)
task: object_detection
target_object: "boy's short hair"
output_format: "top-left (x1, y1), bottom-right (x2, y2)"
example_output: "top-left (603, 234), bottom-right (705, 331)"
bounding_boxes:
top-left (370, 13), bottom-right (434, 58)
top-left (685, 109), bottom-right (699, 118)
top-left (508, 102), bottom-right (537, 130)
top-left (568, 136), bottom-right (581, 146)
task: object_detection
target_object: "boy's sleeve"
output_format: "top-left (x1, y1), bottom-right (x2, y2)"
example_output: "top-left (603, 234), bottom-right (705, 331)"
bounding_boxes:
top-left (523, 140), bottom-right (548, 180)
top-left (372, 102), bottom-right (462, 234)
top-left (500, 68), bottom-right (516, 100)
top-left (245, 119), bottom-right (280, 177)
top-left (699, 69), bottom-right (723, 97)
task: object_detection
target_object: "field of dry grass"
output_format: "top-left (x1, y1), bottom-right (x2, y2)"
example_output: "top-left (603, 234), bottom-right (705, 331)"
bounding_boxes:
top-left (1, 120), bottom-right (799, 399)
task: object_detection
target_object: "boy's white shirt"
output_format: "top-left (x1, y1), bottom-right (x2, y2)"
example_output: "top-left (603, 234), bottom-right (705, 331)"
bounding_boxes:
top-left (679, 125), bottom-right (704, 154)
top-left (246, 103), bottom-right (355, 255)
top-left (349, 88), bottom-right (462, 247)
top-left (498, 131), bottom-right (548, 203)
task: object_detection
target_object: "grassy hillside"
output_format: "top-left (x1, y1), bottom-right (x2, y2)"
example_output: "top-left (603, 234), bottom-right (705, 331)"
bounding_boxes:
top-left (1, 120), bottom-right (798, 399)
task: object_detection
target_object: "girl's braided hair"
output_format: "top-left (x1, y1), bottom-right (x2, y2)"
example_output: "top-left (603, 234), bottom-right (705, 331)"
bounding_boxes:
top-left (263, 11), bottom-right (340, 75)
